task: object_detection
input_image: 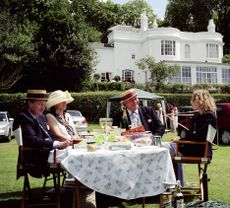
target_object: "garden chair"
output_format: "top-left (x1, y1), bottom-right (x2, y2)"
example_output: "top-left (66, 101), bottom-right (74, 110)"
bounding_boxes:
top-left (172, 124), bottom-right (216, 201)
top-left (14, 126), bottom-right (63, 208)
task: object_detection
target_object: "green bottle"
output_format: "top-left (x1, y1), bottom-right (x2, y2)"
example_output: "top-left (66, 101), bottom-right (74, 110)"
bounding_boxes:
top-left (173, 180), bottom-right (184, 208)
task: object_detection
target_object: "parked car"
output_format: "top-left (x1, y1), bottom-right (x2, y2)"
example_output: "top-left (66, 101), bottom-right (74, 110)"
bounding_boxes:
top-left (0, 111), bottom-right (14, 142)
top-left (216, 103), bottom-right (230, 145)
top-left (67, 110), bottom-right (88, 132)
top-left (177, 104), bottom-right (230, 145)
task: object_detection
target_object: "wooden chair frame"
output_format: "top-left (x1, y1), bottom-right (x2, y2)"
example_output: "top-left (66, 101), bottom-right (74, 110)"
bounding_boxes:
top-left (15, 126), bottom-right (62, 208)
top-left (172, 140), bottom-right (211, 201)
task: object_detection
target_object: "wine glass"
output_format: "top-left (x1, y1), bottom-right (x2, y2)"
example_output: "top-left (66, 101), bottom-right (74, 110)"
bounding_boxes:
top-left (99, 118), bottom-right (113, 133)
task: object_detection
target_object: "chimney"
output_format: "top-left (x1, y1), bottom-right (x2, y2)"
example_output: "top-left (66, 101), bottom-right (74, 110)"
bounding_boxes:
top-left (151, 19), bottom-right (158, 29)
top-left (207, 19), bottom-right (215, 33)
top-left (141, 11), bottom-right (148, 31)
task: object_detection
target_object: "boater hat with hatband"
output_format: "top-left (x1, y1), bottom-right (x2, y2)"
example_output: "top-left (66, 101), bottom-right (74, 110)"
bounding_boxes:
top-left (46, 90), bottom-right (74, 110)
top-left (23, 89), bottom-right (47, 101)
top-left (120, 89), bottom-right (137, 104)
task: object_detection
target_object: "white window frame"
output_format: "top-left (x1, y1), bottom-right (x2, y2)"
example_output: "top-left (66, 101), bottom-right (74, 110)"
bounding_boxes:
top-left (161, 40), bottom-right (176, 56)
top-left (101, 72), bottom-right (112, 82)
top-left (182, 66), bottom-right (192, 84)
top-left (196, 66), bottom-right (217, 84)
top-left (122, 69), bottom-right (134, 82)
top-left (206, 44), bottom-right (218, 58)
top-left (222, 68), bottom-right (230, 84)
top-left (170, 66), bottom-right (191, 84)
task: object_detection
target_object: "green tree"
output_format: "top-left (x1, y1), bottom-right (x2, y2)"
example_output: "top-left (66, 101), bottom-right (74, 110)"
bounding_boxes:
top-left (93, 73), bottom-right (100, 81)
top-left (122, 0), bottom-right (156, 27)
top-left (164, 0), bottom-right (230, 54)
top-left (73, 0), bottom-right (124, 34)
top-left (1, 0), bottom-right (97, 91)
top-left (33, 0), bottom-right (96, 91)
top-left (136, 56), bottom-right (179, 91)
top-left (0, 10), bottom-right (37, 90)
top-left (222, 54), bottom-right (230, 64)
top-left (77, 0), bottom-right (156, 34)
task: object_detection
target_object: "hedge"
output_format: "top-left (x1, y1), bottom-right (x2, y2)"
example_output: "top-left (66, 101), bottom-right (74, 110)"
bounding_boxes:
top-left (1, 91), bottom-right (230, 124)
top-left (81, 82), bottom-right (230, 94)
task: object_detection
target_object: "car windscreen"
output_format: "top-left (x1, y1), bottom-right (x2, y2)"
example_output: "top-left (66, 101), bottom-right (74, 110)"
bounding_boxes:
top-left (68, 111), bottom-right (81, 117)
top-left (0, 113), bottom-right (6, 121)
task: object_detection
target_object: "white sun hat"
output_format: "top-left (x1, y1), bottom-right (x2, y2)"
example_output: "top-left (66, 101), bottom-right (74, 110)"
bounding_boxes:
top-left (46, 90), bottom-right (74, 110)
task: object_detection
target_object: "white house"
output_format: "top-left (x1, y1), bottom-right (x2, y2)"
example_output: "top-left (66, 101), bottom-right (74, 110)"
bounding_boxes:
top-left (91, 12), bottom-right (230, 85)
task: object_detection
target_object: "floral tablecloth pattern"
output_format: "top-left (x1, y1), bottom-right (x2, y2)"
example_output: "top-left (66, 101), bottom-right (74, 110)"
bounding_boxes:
top-left (61, 146), bottom-right (176, 200)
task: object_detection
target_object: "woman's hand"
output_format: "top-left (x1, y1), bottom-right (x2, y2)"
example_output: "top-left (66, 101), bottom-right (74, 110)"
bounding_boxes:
top-left (72, 135), bottom-right (81, 140)
top-left (72, 135), bottom-right (83, 145)
top-left (171, 136), bottom-right (180, 142)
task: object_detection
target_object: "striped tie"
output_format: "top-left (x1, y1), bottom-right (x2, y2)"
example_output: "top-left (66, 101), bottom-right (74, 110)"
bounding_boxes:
top-left (130, 112), bottom-right (141, 128)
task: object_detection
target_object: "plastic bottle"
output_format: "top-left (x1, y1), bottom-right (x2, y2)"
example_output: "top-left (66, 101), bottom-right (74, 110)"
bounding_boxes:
top-left (173, 180), bottom-right (184, 208)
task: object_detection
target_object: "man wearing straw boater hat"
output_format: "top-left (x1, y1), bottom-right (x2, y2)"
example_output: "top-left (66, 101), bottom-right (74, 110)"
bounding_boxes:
top-left (13, 89), bottom-right (72, 178)
top-left (113, 88), bottom-right (165, 136)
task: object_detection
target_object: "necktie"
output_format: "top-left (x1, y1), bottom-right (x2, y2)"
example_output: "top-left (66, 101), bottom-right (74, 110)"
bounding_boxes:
top-left (35, 118), bottom-right (52, 141)
top-left (130, 112), bottom-right (141, 128)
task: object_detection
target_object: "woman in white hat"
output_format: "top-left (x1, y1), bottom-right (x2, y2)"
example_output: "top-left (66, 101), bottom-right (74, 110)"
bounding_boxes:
top-left (46, 91), bottom-right (96, 207)
top-left (46, 90), bottom-right (81, 142)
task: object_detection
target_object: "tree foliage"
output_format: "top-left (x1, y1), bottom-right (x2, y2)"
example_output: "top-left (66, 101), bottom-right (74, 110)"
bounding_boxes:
top-left (222, 54), bottom-right (230, 64)
top-left (136, 56), bottom-right (179, 91)
top-left (164, 0), bottom-right (230, 54)
top-left (0, 0), bottom-right (97, 91)
top-left (122, 0), bottom-right (156, 28)
top-left (77, 0), bottom-right (156, 34)
top-left (32, 0), bottom-right (96, 91)
top-left (0, 0), bottom-right (157, 91)
top-left (0, 10), bottom-right (37, 90)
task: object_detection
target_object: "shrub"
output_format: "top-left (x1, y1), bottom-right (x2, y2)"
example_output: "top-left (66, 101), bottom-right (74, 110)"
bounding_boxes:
top-left (2, 92), bottom-right (230, 124)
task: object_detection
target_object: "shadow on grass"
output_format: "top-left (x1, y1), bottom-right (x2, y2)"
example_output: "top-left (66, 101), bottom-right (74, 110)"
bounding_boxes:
top-left (0, 188), bottom-right (73, 208)
top-left (0, 191), bottom-right (21, 208)
top-left (0, 190), bottom-right (161, 208)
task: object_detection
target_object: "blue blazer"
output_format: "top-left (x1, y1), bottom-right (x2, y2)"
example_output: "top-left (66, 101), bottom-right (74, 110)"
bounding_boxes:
top-left (13, 109), bottom-right (54, 178)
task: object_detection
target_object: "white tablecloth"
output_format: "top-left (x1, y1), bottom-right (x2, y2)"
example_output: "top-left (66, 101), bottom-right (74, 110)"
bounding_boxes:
top-left (61, 146), bottom-right (176, 200)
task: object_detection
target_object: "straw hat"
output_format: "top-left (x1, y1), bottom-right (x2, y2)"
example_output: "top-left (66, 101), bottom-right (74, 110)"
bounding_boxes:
top-left (23, 89), bottom-right (47, 101)
top-left (120, 89), bottom-right (137, 104)
top-left (46, 90), bottom-right (74, 110)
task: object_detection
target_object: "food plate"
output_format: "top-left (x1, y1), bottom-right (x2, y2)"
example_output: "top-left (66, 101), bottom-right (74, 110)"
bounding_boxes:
top-left (107, 142), bottom-right (133, 151)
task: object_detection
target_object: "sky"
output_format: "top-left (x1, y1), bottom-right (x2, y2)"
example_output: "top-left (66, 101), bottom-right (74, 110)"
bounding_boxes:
top-left (101, 0), bottom-right (169, 19)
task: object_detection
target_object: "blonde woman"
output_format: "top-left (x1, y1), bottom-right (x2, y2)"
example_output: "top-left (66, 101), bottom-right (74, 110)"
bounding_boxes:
top-left (173, 89), bottom-right (217, 157)
top-left (162, 89), bottom-right (217, 186)
top-left (174, 89), bottom-right (217, 156)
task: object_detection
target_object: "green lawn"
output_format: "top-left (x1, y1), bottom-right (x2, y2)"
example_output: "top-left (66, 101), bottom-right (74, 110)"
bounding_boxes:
top-left (0, 126), bottom-right (229, 207)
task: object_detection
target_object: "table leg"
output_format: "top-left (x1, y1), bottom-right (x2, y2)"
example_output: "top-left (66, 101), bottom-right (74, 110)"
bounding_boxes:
top-left (142, 197), bottom-right (145, 208)
top-left (75, 179), bottom-right (80, 208)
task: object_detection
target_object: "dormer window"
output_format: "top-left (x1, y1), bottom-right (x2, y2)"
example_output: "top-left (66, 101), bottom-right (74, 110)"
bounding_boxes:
top-left (161, 40), bottom-right (175, 55)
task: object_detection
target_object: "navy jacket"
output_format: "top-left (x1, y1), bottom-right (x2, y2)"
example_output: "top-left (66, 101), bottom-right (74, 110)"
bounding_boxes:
top-left (113, 106), bottom-right (165, 136)
top-left (13, 109), bottom-right (54, 178)
top-left (180, 111), bottom-right (217, 157)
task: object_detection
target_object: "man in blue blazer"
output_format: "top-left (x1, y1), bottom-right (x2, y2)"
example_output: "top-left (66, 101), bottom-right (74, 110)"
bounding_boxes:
top-left (113, 89), bottom-right (165, 136)
top-left (13, 89), bottom-right (71, 178)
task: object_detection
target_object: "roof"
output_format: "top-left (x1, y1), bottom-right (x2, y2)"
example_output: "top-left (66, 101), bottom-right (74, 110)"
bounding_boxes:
top-left (108, 88), bottom-right (164, 102)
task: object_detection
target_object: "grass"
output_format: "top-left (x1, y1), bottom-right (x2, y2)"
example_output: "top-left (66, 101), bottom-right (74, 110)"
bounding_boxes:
top-left (0, 125), bottom-right (229, 207)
